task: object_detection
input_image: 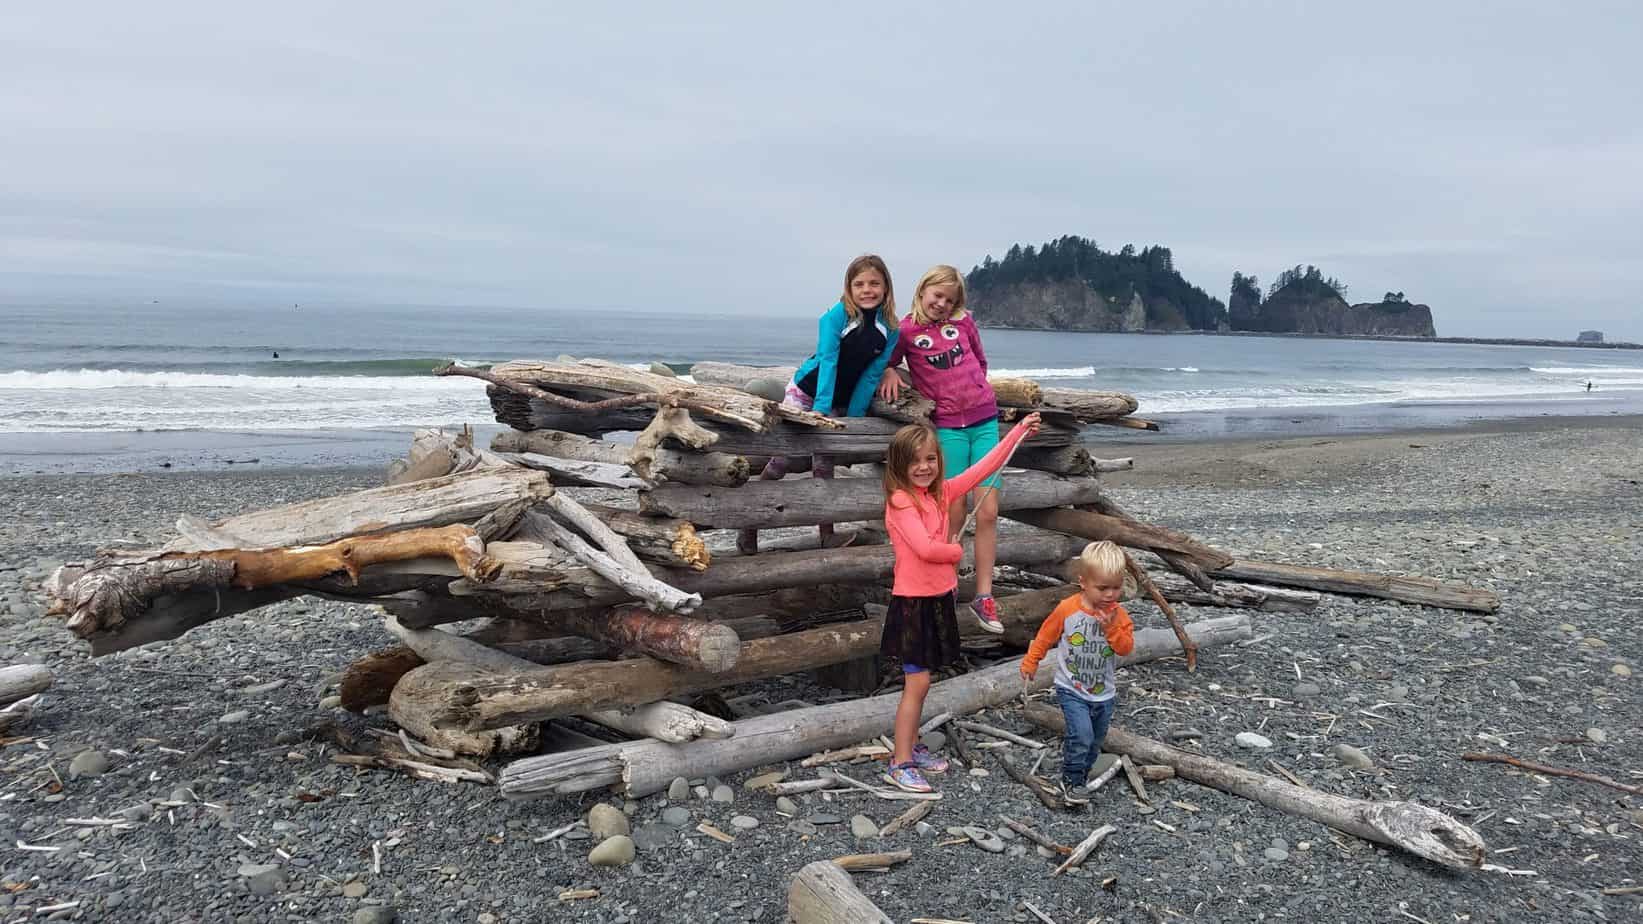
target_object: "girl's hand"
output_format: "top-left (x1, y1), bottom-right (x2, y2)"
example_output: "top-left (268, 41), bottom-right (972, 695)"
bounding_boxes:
top-left (878, 370), bottom-right (905, 402)
top-left (1018, 411), bottom-right (1042, 436)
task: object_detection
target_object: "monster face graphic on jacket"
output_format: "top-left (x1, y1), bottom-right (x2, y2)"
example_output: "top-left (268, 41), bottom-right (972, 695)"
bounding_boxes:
top-left (911, 324), bottom-right (965, 370)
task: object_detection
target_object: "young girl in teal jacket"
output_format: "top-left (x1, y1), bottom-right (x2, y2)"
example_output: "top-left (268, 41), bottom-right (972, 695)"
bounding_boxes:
top-left (738, 255), bottom-right (898, 553)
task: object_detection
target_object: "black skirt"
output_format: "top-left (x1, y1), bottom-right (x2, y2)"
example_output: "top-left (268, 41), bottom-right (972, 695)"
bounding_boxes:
top-left (880, 592), bottom-right (961, 671)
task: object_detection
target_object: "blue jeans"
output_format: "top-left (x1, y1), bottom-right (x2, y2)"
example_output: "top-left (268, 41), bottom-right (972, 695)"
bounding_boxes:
top-left (1057, 687), bottom-right (1115, 786)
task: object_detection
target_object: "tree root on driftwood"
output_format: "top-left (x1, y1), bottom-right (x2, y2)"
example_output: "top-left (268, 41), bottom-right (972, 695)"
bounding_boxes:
top-left (47, 525), bottom-right (495, 639)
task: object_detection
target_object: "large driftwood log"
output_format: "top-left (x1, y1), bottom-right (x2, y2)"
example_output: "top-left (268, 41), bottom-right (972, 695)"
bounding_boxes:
top-left (691, 362), bottom-right (1130, 421)
top-left (481, 359), bottom-right (838, 431)
top-left (498, 616), bottom-right (1250, 798)
top-left (489, 391), bottom-right (1080, 456)
top-left (1004, 507), bottom-right (1234, 571)
top-left (556, 608), bottom-right (741, 672)
top-left (162, 467), bottom-right (552, 552)
top-left (47, 525), bottom-right (495, 640)
top-left (641, 470), bottom-right (1103, 530)
top-left (339, 613), bottom-right (788, 711)
top-left (491, 429), bottom-right (750, 487)
top-left (1145, 572), bottom-right (1320, 613)
top-left (381, 617), bottom-right (540, 757)
top-left (1019, 704), bottom-right (1486, 869)
top-left (392, 617), bottom-right (886, 731)
top-left (787, 861), bottom-right (893, 924)
top-left (467, 532), bottom-right (1088, 609)
top-left (0, 665), bottom-right (53, 708)
top-left (582, 702), bottom-right (736, 744)
top-left (1211, 559), bottom-right (1500, 613)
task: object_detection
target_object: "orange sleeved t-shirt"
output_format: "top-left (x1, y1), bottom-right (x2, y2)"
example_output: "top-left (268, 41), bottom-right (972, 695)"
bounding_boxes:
top-left (1022, 594), bottom-right (1135, 701)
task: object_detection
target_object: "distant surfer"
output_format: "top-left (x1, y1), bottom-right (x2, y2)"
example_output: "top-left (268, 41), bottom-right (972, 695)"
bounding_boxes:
top-left (1586, 380), bottom-right (1594, 392)
top-left (273, 351), bottom-right (280, 359)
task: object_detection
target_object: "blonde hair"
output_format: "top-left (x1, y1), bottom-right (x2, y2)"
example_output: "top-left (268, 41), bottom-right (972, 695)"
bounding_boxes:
top-left (841, 254), bottom-right (899, 329)
top-left (1076, 541), bottom-right (1128, 583)
top-left (882, 423), bottom-right (945, 510)
top-left (909, 264), bottom-right (967, 326)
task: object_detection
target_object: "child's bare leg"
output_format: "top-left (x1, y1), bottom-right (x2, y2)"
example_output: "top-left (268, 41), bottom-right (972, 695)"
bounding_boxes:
top-left (973, 490), bottom-right (1000, 597)
top-left (892, 669), bottom-right (932, 765)
top-left (737, 455), bottom-right (789, 553)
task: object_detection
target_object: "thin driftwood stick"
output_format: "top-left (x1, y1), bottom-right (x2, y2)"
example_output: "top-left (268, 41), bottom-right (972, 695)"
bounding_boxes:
top-left (998, 815), bottom-right (1071, 855)
top-left (831, 850), bottom-right (913, 871)
top-left (1461, 752), bottom-right (1643, 796)
top-left (877, 801), bottom-right (934, 838)
top-left (952, 719), bottom-right (1045, 749)
top-left (518, 511), bottom-right (700, 614)
top-left (538, 493), bottom-right (648, 574)
top-left (1120, 754), bottom-right (1151, 803)
top-left (1052, 824), bottom-right (1116, 876)
top-left (1124, 552), bottom-right (1196, 672)
top-left (1087, 757), bottom-right (1125, 792)
top-left (998, 751), bottom-right (1062, 810)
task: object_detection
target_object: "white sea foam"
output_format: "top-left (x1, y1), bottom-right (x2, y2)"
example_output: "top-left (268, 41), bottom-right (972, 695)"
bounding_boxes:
top-left (986, 366), bottom-right (1097, 379)
top-left (0, 369), bottom-right (468, 391)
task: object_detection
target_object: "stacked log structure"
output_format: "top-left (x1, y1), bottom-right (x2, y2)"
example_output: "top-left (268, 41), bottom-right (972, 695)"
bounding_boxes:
top-left (42, 357), bottom-right (1499, 776)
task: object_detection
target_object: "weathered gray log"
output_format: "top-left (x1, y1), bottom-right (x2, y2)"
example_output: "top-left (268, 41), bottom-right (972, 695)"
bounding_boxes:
top-left (692, 361), bottom-right (1132, 421)
top-left (641, 470), bottom-right (1103, 530)
top-left (0, 665), bottom-right (53, 708)
top-left (555, 608), bottom-right (741, 672)
top-left (1009, 445), bottom-right (1098, 476)
top-left (489, 390), bottom-right (1079, 455)
top-left (516, 510), bottom-right (701, 614)
top-left (392, 616), bottom-right (885, 731)
top-left (482, 359), bottom-right (829, 431)
top-left (1211, 559), bottom-right (1500, 613)
top-left (493, 451), bottom-right (650, 489)
top-left (1019, 704), bottom-right (1487, 869)
top-left (466, 532), bottom-right (1087, 610)
top-left (497, 616), bottom-right (1249, 798)
top-left (1146, 572), bottom-right (1320, 613)
top-left (48, 526), bottom-right (495, 643)
top-left (491, 428), bottom-right (751, 487)
top-left (1081, 495), bottom-right (1215, 591)
top-left (0, 694), bottom-right (41, 735)
top-left (161, 467), bottom-right (552, 552)
top-left (787, 861), bottom-right (893, 924)
top-left (1038, 387), bottom-right (1139, 420)
top-left (1004, 507), bottom-right (1233, 571)
top-left (582, 702), bottom-right (736, 744)
top-left (339, 614), bottom-right (786, 711)
top-left (381, 617), bottom-right (542, 757)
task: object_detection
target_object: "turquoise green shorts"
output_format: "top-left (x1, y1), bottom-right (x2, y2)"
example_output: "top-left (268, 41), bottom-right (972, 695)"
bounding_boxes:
top-left (937, 418), bottom-right (1001, 491)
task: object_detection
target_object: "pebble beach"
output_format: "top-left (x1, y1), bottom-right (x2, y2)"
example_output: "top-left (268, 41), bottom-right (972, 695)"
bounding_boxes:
top-left (2, 419), bottom-right (1640, 923)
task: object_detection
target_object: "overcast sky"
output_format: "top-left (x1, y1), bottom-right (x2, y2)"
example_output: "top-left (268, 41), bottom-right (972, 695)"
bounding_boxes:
top-left (3, 2), bottom-right (1638, 339)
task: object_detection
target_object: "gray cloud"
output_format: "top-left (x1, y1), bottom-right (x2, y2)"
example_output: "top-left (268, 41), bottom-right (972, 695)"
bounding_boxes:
top-left (3, 1), bottom-right (1639, 338)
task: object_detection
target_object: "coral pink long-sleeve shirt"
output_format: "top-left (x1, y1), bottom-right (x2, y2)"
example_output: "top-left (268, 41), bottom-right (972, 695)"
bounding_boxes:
top-left (884, 421), bottom-right (1033, 597)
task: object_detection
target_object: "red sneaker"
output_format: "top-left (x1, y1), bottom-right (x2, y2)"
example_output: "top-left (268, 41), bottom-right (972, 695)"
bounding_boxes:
top-left (972, 595), bottom-right (1004, 634)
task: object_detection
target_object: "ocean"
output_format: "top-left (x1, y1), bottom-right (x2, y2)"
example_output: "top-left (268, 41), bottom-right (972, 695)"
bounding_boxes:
top-left (3, 302), bottom-right (1641, 472)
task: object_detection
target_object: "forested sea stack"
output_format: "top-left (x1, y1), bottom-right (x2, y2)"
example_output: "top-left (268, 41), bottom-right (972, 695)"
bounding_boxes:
top-left (1229, 266), bottom-right (1437, 337)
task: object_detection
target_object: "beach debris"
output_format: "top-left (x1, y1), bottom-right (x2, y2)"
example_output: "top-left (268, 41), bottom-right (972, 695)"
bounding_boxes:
top-left (997, 815), bottom-right (1071, 856)
top-left (1021, 703), bottom-right (1487, 869)
top-left (0, 665), bottom-right (52, 708)
top-left (830, 850), bottom-right (911, 872)
top-left (1052, 824), bottom-right (1117, 876)
top-left (876, 801), bottom-right (934, 838)
top-left (1461, 752), bottom-right (1642, 796)
top-left (788, 859), bottom-right (893, 924)
top-left (951, 719), bottom-right (1045, 749)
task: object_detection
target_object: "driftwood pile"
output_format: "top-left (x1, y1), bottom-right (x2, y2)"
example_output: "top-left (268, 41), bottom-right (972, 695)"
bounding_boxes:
top-left (42, 357), bottom-right (1502, 871)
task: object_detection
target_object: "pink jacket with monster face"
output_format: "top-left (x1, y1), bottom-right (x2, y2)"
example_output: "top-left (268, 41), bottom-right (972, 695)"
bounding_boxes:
top-left (886, 312), bottom-right (999, 428)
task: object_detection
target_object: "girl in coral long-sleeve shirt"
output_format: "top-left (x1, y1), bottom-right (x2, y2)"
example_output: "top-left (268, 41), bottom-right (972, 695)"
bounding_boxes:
top-left (877, 412), bottom-right (1040, 793)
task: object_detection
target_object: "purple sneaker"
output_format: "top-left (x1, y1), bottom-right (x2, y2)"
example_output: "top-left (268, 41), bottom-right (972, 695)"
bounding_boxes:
top-left (911, 743), bottom-right (949, 773)
top-left (883, 762), bottom-right (933, 793)
top-left (971, 595), bottom-right (1004, 634)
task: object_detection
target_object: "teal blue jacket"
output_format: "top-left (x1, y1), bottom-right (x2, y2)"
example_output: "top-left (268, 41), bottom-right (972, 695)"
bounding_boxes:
top-left (792, 301), bottom-right (894, 417)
